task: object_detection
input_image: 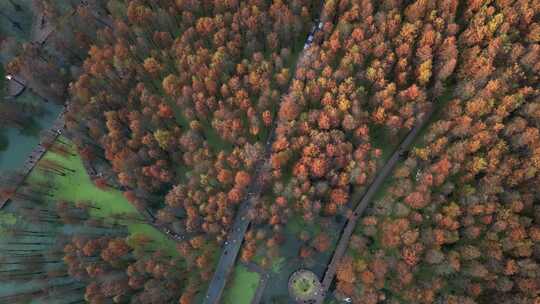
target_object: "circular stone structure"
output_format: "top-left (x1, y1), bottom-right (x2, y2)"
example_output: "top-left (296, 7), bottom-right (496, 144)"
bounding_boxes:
top-left (288, 269), bottom-right (323, 303)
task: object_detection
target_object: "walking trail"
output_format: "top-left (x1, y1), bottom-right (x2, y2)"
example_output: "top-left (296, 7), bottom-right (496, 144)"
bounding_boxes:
top-left (202, 18), bottom-right (325, 304)
top-left (0, 110), bottom-right (65, 209)
top-left (315, 105), bottom-right (436, 303)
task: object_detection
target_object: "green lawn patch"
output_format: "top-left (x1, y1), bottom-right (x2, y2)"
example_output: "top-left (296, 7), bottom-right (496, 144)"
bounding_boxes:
top-left (0, 211), bottom-right (18, 236)
top-left (27, 137), bottom-right (178, 255)
top-left (0, 211), bottom-right (17, 226)
top-left (271, 257), bottom-right (286, 274)
top-left (223, 264), bottom-right (261, 304)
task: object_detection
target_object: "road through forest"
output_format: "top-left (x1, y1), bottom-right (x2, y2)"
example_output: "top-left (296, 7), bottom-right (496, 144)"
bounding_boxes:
top-left (201, 19), bottom-right (325, 304)
top-left (3, 4), bottom-right (440, 304)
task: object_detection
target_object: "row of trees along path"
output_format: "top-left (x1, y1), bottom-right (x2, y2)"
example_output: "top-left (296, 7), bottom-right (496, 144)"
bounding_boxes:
top-left (315, 103), bottom-right (437, 303)
top-left (201, 13), bottom-right (327, 304)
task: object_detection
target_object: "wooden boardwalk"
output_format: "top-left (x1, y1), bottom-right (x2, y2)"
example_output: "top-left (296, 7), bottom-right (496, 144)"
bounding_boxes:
top-left (6, 76), bottom-right (26, 98)
top-left (0, 109), bottom-right (66, 209)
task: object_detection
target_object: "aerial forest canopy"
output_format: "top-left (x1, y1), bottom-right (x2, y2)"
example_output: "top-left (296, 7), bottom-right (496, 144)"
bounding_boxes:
top-left (1, 0), bottom-right (539, 303)
top-left (67, 0), bottom-right (323, 245)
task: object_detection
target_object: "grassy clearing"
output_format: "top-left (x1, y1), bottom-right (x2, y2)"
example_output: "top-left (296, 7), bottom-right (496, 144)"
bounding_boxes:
top-left (0, 137), bottom-right (178, 303)
top-left (223, 264), bottom-right (261, 304)
top-left (0, 211), bottom-right (17, 228)
top-left (26, 137), bottom-right (178, 255)
top-left (271, 257), bottom-right (286, 274)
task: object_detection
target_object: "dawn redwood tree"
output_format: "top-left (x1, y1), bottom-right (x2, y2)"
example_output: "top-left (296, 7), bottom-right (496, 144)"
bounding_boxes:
top-left (334, 1), bottom-right (540, 302)
top-left (2, 0), bottom-right (538, 302)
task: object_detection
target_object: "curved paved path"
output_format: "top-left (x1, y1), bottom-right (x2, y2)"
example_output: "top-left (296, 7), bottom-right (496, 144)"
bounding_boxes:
top-left (315, 105), bottom-right (436, 303)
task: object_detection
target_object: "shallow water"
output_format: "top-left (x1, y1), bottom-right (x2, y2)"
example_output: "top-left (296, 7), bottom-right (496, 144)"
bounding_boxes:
top-left (0, 91), bottom-right (62, 173)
